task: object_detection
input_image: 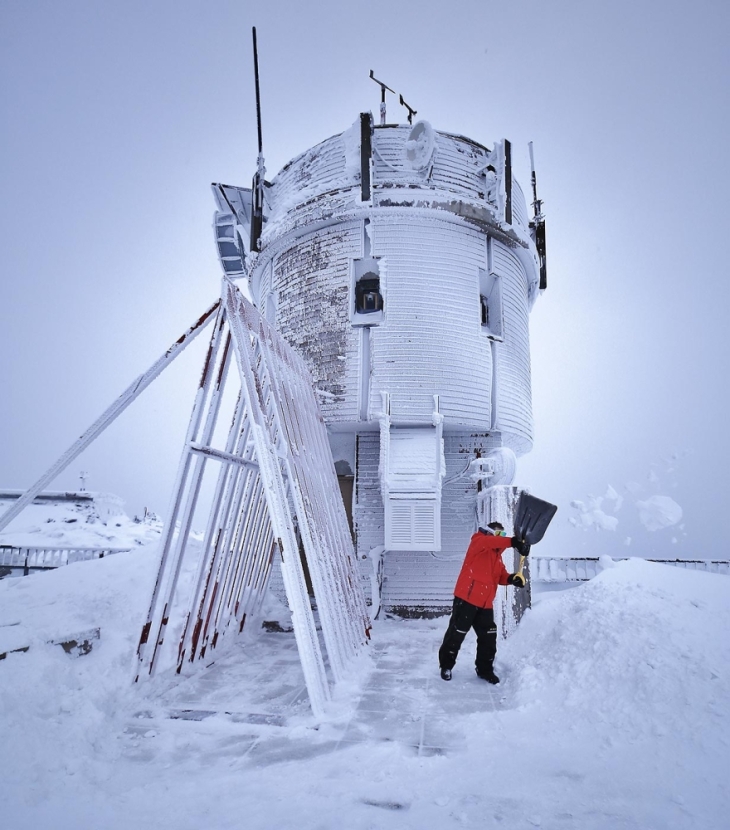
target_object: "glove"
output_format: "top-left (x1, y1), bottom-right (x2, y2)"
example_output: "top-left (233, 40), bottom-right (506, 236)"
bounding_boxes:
top-left (508, 573), bottom-right (526, 588)
top-left (511, 537), bottom-right (530, 556)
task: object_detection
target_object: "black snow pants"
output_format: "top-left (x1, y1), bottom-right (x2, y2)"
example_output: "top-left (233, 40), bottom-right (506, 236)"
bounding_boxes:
top-left (438, 597), bottom-right (497, 675)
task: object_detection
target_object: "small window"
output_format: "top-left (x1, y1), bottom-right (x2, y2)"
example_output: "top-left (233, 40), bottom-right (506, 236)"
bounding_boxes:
top-left (216, 220), bottom-right (234, 240)
top-left (214, 211), bottom-right (245, 276)
top-left (352, 257), bottom-right (384, 324)
top-left (355, 273), bottom-right (383, 314)
top-left (479, 267), bottom-right (503, 340)
top-left (217, 240), bottom-right (239, 258)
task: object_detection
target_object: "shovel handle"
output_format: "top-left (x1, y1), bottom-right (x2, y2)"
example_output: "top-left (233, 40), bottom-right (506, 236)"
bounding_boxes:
top-left (517, 554), bottom-right (526, 577)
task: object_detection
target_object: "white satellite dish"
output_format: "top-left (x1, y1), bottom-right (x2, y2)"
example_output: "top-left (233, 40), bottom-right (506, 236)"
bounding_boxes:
top-left (485, 447), bottom-right (517, 486)
top-left (404, 120), bottom-right (435, 171)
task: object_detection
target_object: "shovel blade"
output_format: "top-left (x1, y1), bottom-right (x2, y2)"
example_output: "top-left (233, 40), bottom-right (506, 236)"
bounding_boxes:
top-left (514, 493), bottom-right (558, 545)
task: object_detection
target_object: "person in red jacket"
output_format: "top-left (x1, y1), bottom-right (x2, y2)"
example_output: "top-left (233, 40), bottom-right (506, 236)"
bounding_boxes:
top-left (438, 521), bottom-right (528, 684)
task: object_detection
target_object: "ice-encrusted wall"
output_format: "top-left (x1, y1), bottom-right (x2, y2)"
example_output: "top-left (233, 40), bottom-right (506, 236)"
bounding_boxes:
top-left (241, 113), bottom-right (543, 613)
top-left (354, 432), bottom-right (505, 611)
top-left (271, 222), bottom-right (362, 421)
top-left (492, 241), bottom-right (533, 455)
top-left (368, 218), bottom-right (492, 425)
top-left (266, 212), bottom-right (533, 452)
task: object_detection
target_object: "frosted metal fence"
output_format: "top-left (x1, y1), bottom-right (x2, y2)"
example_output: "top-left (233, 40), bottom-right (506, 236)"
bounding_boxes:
top-left (532, 557), bottom-right (730, 583)
top-left (135, 281), bottom-right (370, 718)
top-left (0, 545), bottom-right (132, 571)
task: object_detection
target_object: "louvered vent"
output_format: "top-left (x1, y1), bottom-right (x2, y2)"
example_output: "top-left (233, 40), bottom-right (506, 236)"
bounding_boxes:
top-left (385, 498), bottom-right (440, 551)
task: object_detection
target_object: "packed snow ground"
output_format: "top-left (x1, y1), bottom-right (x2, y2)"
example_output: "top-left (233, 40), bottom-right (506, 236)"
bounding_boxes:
top-left (1, 544), bottom-right (728, 829)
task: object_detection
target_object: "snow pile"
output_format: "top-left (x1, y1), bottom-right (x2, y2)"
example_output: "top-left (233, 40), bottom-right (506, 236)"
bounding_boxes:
top-left (0, 495), bottom-right (162, 550)
top-left (1, 552), bottom-right (728, 828)
top-left (510, 560), bottom-right (727, 729)
top-left (0, 550), bottom-right (160, 819)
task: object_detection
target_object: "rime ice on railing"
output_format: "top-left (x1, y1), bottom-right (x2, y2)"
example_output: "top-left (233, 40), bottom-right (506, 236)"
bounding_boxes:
top-left (531, 558), bottom-right (730, 583)
top-left (135, 283), bottom-right (370, 717)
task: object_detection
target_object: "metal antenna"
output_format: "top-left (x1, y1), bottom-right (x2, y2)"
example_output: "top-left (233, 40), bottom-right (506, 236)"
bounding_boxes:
top-left (528, 141), bottom-right (548, 290)
top-left (528, 141), bottom-right (543, 221)
top-left (251, 27), bottom-right (266, 252)
top-left (369, 70), bottom-right (395, 126)
top-left (252, 26), bottom-right (264, 156)
top-left (399, 94), bottom-right (417, 125)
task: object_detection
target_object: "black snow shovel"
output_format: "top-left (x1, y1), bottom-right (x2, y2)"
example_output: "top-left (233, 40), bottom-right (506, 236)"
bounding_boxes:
top-left (513, 493), bottom-right (558, 578)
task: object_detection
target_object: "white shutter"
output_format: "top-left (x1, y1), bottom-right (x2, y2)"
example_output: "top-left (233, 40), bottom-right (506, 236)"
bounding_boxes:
top-left (385, 497), bottom-right (440, 551)
top-left (389, 502), bottom-right (415, 547)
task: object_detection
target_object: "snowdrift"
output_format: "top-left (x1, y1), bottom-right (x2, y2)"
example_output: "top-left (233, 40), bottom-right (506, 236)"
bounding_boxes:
top-left (0, 551), bottom-right (727, 829)
top-left (513, 559), bottom-right (728, 735)
top-left (0, 494), bottom-right (162, 549)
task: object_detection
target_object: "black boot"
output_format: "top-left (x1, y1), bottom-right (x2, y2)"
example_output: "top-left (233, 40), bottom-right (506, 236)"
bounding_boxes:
top-left (476, 667), bottom-right (500, 684)
top-left (440, 668), bottom-right (452, 681)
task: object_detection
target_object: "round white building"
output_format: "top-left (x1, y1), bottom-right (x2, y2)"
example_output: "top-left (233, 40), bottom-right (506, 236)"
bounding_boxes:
top-left (213, 112), bottom-right (546, 615)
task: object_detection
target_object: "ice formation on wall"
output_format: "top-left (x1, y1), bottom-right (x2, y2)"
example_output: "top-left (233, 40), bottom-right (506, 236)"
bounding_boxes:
top-left (213, 111), bottom-right (545, 614)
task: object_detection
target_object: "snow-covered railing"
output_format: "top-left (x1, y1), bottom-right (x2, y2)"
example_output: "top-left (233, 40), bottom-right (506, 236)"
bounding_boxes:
top-left (532, 557), bottom-right (730, 583)
top-left (0, 545), bottom-right (132, 572)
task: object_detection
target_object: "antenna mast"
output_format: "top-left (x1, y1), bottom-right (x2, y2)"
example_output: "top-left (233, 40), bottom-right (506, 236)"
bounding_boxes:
top-left (528, 141), bottom-right (547, 290)
top-left (369, 70), bottom-right (395, 126)
top-left (528, 141), bottom-right (543, 222)
top-left (253, 26), bottom-right (263, 157)
top-left (251, 27), bottom-right (266, 253)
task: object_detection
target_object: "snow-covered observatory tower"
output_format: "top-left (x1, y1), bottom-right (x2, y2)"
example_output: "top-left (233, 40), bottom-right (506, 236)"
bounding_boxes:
top-left (212, 111), bottom-right (547, 616)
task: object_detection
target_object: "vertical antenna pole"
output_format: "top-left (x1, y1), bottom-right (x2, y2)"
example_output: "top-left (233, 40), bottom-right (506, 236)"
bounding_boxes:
top-left (528, 141), bottom-right (547, 289)
top-left (528, 141), bottom-right (542, 220)
top-left (250, 27), bottom-right (266, 253)
top-left (370, 71), bottom-right (395, 126)
top-left (252, 26), bottom-right (263, 157)
top-left (503, 139), bottom-right (513, 225)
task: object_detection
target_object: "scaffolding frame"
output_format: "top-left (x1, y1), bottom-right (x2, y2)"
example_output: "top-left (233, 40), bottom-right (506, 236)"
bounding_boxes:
top-left (135, 281), bottom-right (370, 717)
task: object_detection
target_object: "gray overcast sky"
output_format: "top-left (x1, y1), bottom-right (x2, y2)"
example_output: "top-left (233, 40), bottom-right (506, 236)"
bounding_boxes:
top-left (1, 0), bottom-right (728, 558)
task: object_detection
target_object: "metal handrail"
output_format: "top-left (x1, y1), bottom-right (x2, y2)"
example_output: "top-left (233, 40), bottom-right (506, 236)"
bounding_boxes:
top-left (531, 556), bottom-right (730, 583)
top-left (0, 545), bottom-right (132, 573)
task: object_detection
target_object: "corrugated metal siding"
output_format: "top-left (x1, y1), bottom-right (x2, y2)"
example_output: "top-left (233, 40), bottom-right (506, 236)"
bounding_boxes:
top-left (373, 127), bottom-right (491, 202)
top-left (369, 217), bottom-right (493, 426)
top-left (380, 432), bottom-right (502, 611)
top-left (372, 127), bottom-right (417, 186)
top-left (492, 242), bottom-right (533, 455)
top-left (272, 223), bottom-right (362, 422)
top-left (263, 133), bottom-right (359, 244)
top-left (353, 432), bottom-right (385, 603)
top-left (430, 133), bottom-right (490, 200)
top-left (272, 133), bottom-right (353, 212)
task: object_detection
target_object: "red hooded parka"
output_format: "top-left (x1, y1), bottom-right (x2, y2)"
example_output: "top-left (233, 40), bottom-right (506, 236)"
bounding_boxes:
top-left (453, 529), bottom-right (513, 609)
